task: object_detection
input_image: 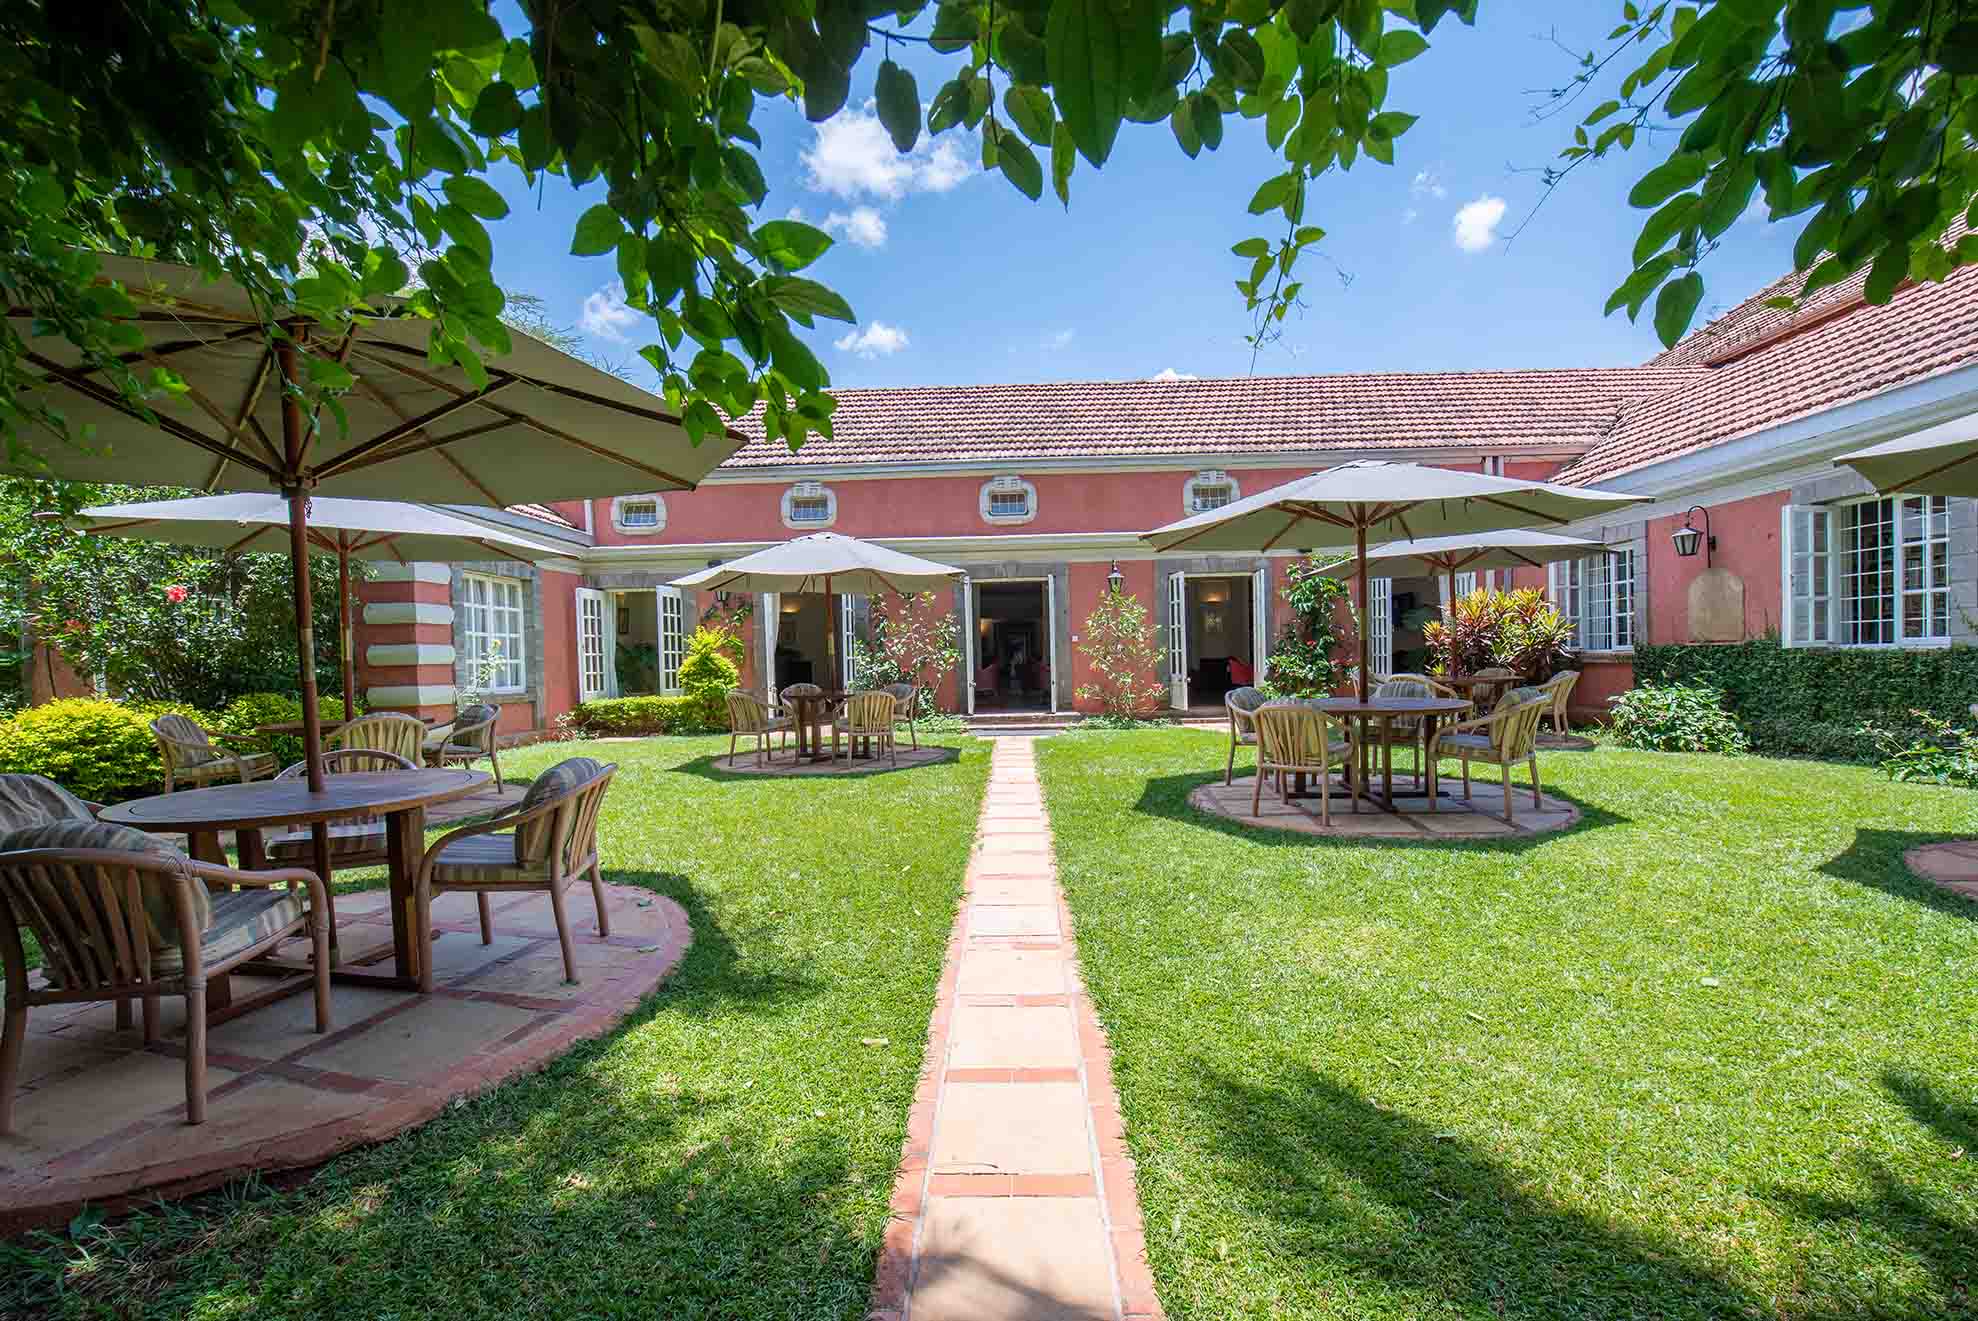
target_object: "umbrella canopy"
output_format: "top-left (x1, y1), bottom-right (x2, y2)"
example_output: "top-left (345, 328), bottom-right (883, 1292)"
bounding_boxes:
top-left (674, 532), bottom-right (964, 597)
top-left (2, 252), bottom-right (745, 791)
top-left (1143, 460), bottom-right (1645, 699)
top-left (1314, 529), bottom-right (1608, 599)
top-left (1835, 416), bottom-right (1978, 497)
top-left (70, 494), bottom-right (578, 716)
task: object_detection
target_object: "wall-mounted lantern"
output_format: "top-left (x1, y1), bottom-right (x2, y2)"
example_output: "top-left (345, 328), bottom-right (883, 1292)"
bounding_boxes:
top-left (1670, 506), bottom-right (1716, 567)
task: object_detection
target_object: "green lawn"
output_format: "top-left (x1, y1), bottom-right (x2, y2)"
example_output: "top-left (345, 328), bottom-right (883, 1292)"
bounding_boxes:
top-left (2, 735), bottom-right (987, 1320)
top-left (1037, 730), bottom-right (1978, 1321)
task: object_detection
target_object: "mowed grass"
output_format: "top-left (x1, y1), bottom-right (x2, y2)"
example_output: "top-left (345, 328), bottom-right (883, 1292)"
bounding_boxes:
top-left (2, 735), bottom-right (988, 1320)
top-left (1037, 730), bottom-right (1978, 1321)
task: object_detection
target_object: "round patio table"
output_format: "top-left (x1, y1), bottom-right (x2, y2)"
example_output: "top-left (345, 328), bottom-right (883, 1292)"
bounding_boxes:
top-left (101, 769), bottom-right (490, 992)
top-left (1310, 696), bottom-right (1472, 811)
top-left (782, 690), bottom-right (847, 762)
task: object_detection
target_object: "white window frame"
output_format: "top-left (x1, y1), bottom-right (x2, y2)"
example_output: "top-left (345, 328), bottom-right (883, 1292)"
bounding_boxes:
top-left (979, 475), bottom-right (1037, 526)
top-left (610, 494), bottom-right (666, 534)
top-left (656, 586), bottom-right (687, 693)
top-left (1785, 495), bottom-right (1953, 649)
top-left (463, 572), bottom-right (527, 693)
top-left (781, 481), bottom-right (837, 529)
top-left (1184, 469), bottom-right (1240, 515)
top-left (1548, 549), bottom-right (1636, 654)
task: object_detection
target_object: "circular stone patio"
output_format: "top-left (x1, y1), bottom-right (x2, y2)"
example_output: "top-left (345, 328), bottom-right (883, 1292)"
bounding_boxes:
top-left (1193, 772), bottom-right (1580, 839)
top-left (715, 744), bottom-right (957, 775)
top-left (1903, 840), bottom-right (1978, 903)
top-left (0, 882), bottom-right (690, 1234)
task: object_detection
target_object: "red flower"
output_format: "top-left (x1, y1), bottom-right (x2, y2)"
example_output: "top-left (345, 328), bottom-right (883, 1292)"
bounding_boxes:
top-left (63, 618), bottom-right (85, 633)
top-left (164, 584), bottom-right (189, 604)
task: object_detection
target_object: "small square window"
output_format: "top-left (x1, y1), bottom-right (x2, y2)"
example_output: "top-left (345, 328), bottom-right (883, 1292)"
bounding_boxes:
top-left (619, 499), bottom-right (659, 527)
top-left (988, 490), bottom-right (1031, 519)
top-left (1191, 484), bottom-right (1233, 512)
top-left (789, 495), bottom-right (832, 523)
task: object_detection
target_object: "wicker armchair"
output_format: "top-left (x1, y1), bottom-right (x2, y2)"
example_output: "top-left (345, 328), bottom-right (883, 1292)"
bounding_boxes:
top-left (726, 691), bottom-right (791, 766)
top-left (150, 714), bottom-right (276, 793)
top-left (834, 691), bottom-right (899, 767)
top-left (0, 821), bottom-right (329, 1130)
top-left (1364, 677), bottom-right (1438, 789)
top-left (1252, 702), bottom-right (1357, 825)
top-left (1425, 686), bottom-right (1551, 823)
top-left (0, 774), bottom-right (101, 831)
top-left (1541, 670), bottom-right (1580, 736)
top-left (415, 758), bottom-right (616, 989)
top-left (1224, 686), bottom-right (1268, 785)
top-left (425, 703), bottom-right (503, 786)
top-left (332, 712), bottom-right (426, 764)
top-left (880, 682), bottom-right (920, 750)
top-left (263, 748), bottom-right (418, 876)
top-left (1467, 666), bottom-right (1518, 709)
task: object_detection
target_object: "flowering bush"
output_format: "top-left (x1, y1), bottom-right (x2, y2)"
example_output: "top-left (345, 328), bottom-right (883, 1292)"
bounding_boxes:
top-left (873, 592), bottom-right (961, 711)
top-left (1606, 683), bottom-right (1749, 756)
top-left (1265, 560), bottom-right (1351, 696)
top-left (1074, 586), bottom-right (1166, 717)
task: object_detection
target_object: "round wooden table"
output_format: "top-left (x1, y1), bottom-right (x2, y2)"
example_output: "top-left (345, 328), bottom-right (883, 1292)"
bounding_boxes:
top-left (782, 690), bottom-right (848, 762)
top-left (1310, 696), bottom-right (1473, 810)
top-left (102, 769), bottom-right (491, 990)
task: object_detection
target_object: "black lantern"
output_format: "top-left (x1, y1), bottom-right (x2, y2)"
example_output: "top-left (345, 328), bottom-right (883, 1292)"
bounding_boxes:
top-left (1106, 560), bottom-right (1125, 595)
top-left (706, 558), bottom-right (729, 605)
top-left (1671, 506), bottom-right (1715, 566)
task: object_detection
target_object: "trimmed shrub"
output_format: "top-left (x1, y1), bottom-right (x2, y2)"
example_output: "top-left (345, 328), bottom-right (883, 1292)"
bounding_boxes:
top-left (1606, 682), bottom-right (1750, 756)
top-left (214, 692), bottom-right (350, 770)
top-left (566, 695), bottom-right (701, 737)
top-left (678, 626), bottom-right (742, 727)
top-left (0, 698), bottom-right (167, 801)
top-left (1633, 640), bottom-right (1978, 762)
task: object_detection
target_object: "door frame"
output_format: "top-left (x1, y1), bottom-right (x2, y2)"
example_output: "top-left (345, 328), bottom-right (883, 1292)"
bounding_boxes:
top-left (1168, 569), bottom-right (1264, 709)
top-left (575, 588), bottom-right (609, 703)
top-left (969, 575), bottom-right (1058, 714)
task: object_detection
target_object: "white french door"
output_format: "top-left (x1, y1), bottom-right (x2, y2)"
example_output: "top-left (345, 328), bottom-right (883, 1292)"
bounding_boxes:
top-left (1369, 576), bottom-right (1394, 680)
top-left (760, 592), bottom-right (778, 700)
top-left (656, 586), bottom-right (685, 693)
top-left (1166, 569), bottom-right (1188, 710)
top-left (840, 594), bottom-right (864, 688)
top-left (1043, 575), bottom-right (1059, 714)
top-left (960, 576), bottom-right (977, 715)
top-left (575, 588), bottom-right (609, 702)
top-left (1251, 567), bottom-right (1269, 682)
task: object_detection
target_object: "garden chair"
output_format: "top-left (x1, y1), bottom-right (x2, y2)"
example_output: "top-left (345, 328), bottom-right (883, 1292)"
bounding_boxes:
top-left (1424, 686), bottom-right (1551, 823)
top-left (834, 691), bottom-right (898, 768)
top-left (1252, 702), bottom-right (1357, 826)
top-left (1366, 676), bottom-right (1437, 790)
top-left (1541, 670), bottom-right (1580, 736)
top-left (0, 821), bottom-right (329, 1131)
top-left (330, 711), bottom-right (426, 764)
top-left (1469, 666), bottom-right (1518, 709)
top-left (0, 773), bottom-right (101, 831)
top-left (149, 714), bottom-right (276, 793)
top-left (425, 702), bottom-right (504, 786)
top-left (263, 748), bottom-right (418, 885)
top-left (1224, 686), bottom-right (1268, 785)
top-left (1384, 672), bottom-right (1461, 700)
top-left (726, 691), bottom-right (791, 766)
top-left (414, 758), bottom-right (616, 990)
top-left (880, 681), bottom-right (920, 750)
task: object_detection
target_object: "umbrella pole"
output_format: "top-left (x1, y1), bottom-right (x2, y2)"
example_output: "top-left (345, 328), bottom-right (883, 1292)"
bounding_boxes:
top-left (338, 544), bottom-right (357, 719)
top-left (277, 333), bottom-right (327, 794)
top-left (1354, 520), bottom-right (1370, 704)
top-left (824, 575), bottom-right (837, 690)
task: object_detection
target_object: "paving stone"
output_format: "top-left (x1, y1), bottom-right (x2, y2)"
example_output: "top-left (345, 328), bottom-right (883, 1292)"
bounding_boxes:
top-left (299, 995), bottom-right (540, 1081)
top-left (968, 905), bottom-right (1061, 939)
top-left (933, 1083), bottom-right (1093, 1174)
top-left (1, 1051), bottom-right (239, 1162)
top-left (911, 1197), bottom-right (1114, 1321)
top-left (947, 1003), bottom-right (1080, 1071)
top-left (955, 950), bottom-right (1070, 999)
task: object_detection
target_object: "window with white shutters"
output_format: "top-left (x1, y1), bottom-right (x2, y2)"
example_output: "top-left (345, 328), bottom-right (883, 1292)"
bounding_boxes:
top-left (463, 574), bottom-right (526, 691)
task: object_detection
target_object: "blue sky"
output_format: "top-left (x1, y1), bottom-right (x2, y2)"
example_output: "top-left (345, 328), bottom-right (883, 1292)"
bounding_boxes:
top-left (483, 1), bottom-right (1802, 392)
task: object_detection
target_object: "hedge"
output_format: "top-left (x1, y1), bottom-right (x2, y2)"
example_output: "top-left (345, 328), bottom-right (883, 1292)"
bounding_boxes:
top-left (0, 698), bottom-right (181, 801)
top-left (566, 695), bottom-right (710, 737)
top-left (1631, 640), bottom-right (1978, 762)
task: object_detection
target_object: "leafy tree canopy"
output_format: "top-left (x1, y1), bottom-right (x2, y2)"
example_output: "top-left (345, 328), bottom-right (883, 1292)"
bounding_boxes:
top-left (3, 0), bottom-right (1973, 466)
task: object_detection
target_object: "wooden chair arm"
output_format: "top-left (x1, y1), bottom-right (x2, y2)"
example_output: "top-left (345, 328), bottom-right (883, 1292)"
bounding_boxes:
top-left (183, 860), bottom-right (324, 894)
top-left (211, 731), bottom-right (269, 750)
top-left (415, 796), bottom-right (563, 883)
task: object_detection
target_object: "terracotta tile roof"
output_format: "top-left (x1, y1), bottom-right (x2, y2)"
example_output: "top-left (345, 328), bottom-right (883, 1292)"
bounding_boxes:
top-left (721, 368), bottom-right (1703, 469)
top-left (505, 502), bottom-right (576, 529)
top-left (1559, 261), bottom-right (1978, 485)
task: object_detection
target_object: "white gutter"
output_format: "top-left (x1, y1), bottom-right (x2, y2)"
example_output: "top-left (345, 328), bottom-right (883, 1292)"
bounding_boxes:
top-left (579, 529), bottom-right (1323, 569)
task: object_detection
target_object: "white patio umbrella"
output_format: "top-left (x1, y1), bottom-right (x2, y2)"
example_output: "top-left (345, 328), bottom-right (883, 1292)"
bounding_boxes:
top-left (3, 253), bottom-right (745, 789)
top-left (1313, 529), bottom-right (1608, 610)
top-left (1142, 460), bottom-right (1645, 700)
top-left (1835, 416), bottom-right (1978, 497)
top-left (70, 494), bottom-right (578, 717)
top-left (674, 533), bottom-right (964, 686)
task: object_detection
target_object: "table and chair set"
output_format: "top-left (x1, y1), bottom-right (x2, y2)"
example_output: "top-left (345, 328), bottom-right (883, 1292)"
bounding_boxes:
top-left (725, 682), bottom-right (920, 769)
top-left (0, 708), bottom-right (621, 1133)
top-left (1226, 669), bottom-right (1579, 826)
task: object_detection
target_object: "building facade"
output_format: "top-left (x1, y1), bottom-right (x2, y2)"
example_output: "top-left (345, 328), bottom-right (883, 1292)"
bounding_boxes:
top-left (354, 250), bottom-right (1978, 733)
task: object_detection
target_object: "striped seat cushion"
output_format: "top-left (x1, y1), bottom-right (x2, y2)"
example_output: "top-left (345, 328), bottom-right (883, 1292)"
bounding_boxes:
top-left (514, 758), bottom-right (605, 861)
top-left (427, 831), bottom-right (538, 883)
top-left (0, 774), bottom-right (95, 832)
top-left (0, 821), bottom-right (199, 977)
top-left (152, 888), bottom-right (308, 975)
top-left (1436, 732), bottom-right (1496, 754)
top-left (264, 822), bottom-right (389, 862)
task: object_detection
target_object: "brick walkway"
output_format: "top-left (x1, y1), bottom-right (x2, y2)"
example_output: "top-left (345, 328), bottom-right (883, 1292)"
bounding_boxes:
top-left (872, 736), bottom-right (1160, 1321)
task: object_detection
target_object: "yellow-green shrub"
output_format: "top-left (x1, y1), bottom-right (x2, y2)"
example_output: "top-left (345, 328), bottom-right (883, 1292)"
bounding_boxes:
top-left (215, 692), bottom-right (350, 769)
top-left (0, 698), bottom-right (166, 801)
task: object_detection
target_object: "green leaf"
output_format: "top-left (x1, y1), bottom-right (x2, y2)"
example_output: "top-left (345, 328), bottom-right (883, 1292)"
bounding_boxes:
top-left (1265, 96), bottom-right (1300, 151)
top-left (616, 234), bottom-right (648, 303)
top-left (875, 60), bottom-right (922, 153)
top-left (1048, 0), bottom-right (1129, 167)
top-left (1248, 173), bottom-right (1294, 215)
top-left (1170, 98), bottom-right (1202, 158)
top-left (1369, 111), bottom-right (1418, 141)
top-left (753, 220), bottom-right (835, 272)
top-left (646, 238), bottom-right (698, 306)
top-left (500, 38), bottom-right (537, 91)
top-left (1862, 241), bottom-right (1909, 305)
top-left (1192, 93), bottom-right (1224, 151)
top-left (1632, 193), bottom-right (1701, 267)
top-left (1231, 237), bottom-right (1271, 258)
top-left (1378, 29), bottom-right (1429, 65)
top-left (1220, 30), bottom-right (1266, 86)
top-left (762, 276), bottom-right (856, 323)
top-left (570, 204), bottom-right (623, 257)
top-left (995, 126), bottom-right (1044, 200)
top-left (1005, 85), bottom-right (1056, 147)
top-left (1052, 122), bottom-right (1076, 207)
top-left (928, 77), bottom-right (970, 134)
top-left (468, 81), bottom-right (524, 138)
top-left (442, 175), bottom-right (509, 220)
top-left (1628, 152), bottom-right (1709, 209)
top-left (1654, 270), bottom-right (1704, 346)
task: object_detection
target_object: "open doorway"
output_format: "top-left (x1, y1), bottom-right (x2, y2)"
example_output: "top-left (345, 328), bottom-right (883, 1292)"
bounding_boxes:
top-left (1173, 573), bottom-right (1261, 711)
top-left (771, 594), bottom-right (833, 690)
top-left (972, 580), bottom-right (1053, 712)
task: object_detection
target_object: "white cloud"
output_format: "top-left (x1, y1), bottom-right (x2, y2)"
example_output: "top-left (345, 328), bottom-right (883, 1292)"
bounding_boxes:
top-left (834, 321), bottom-right (911, 359)
top-left (578, 282), bottom-right (639, 342)
top-left (820, 205), bottom-right (889, 249)
top-left (1401, 207), bottom-right (1420, 226)
top-left (1150, 367), bottom-right (1198, 381)
top-left (1043, 329), bottom-right (1075, 351)
top-left (1452, 195), bottom-right (1507, 253)
top-left (803, 101), bottom-right (975, 201)
top-left (1411, 168), bottom-right (1447, 200)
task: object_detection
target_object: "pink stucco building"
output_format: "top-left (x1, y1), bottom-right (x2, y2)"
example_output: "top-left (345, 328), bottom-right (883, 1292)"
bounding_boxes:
top-left (354, 247), bottom-right (1978, 734)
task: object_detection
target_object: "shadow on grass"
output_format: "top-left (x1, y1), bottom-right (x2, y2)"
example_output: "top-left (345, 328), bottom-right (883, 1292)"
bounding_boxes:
top-left (1185, 1063), bottom-right (1797, 1320)
top-left (1818, 828), bottom-right (1978, 921)
top-left (1129, 766), bottom-right (1628, 854)
top-left (669, 745), bottom-right (961, 783)
top-left (600, 866), bottom-right (822, 1016)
